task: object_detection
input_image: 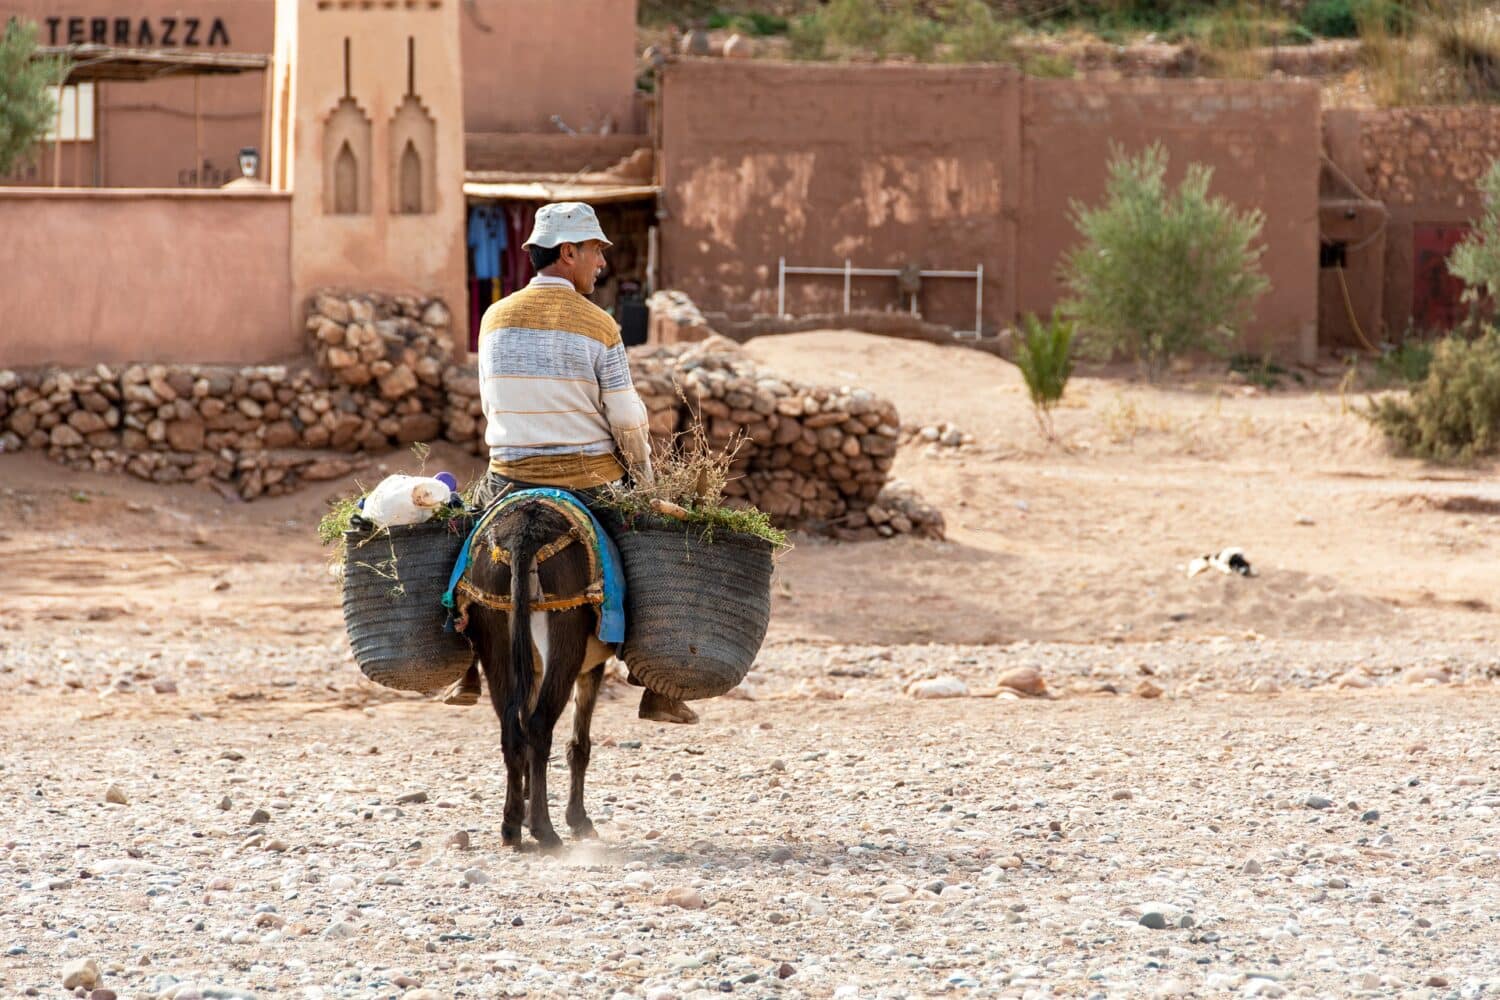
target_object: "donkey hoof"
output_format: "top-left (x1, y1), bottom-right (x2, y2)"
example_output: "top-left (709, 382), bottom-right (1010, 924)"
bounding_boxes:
top-left (533, 831), bottom-right (565, 854)
top-left (570, 819), bottom-right (598, 840)
top-left (501, 823), bottom-right (524, 848)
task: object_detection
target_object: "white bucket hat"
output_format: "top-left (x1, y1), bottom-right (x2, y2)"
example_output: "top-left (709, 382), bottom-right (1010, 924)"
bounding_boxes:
top-left (522, 201), bottom-right (612, 250)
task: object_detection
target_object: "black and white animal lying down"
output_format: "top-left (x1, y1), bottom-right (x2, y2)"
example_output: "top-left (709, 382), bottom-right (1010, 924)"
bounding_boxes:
top-left (1186, 547), bottom-right (1255, 578)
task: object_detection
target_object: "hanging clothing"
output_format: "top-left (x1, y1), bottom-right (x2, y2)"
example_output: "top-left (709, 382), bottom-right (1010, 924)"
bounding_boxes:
top-left (466, 204), bottom-right (508, 281)
top-left (501, 202), bottom-right (537, 296)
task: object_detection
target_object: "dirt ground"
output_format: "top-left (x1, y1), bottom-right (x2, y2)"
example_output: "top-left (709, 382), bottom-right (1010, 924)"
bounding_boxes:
top-left (2, 332), bottom-right (1498, 1000)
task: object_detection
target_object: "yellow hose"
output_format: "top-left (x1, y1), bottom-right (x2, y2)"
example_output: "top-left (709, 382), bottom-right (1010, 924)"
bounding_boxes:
top-left (1336, 262), bottom-right (1380, 354)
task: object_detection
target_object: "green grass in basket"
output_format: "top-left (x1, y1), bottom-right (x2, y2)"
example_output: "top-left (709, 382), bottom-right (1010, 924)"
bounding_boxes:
top-left (317, 493), bottom-right (364, 547)
top-left (600, 422), bottom-right (790, 549)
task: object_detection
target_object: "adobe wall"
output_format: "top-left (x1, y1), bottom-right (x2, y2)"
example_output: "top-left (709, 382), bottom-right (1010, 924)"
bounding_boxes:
top-left (461, 0), bottom-right (641, 135)
top-left (0, 189), bottom-right (293, 366)
top-left (658, 61), bottom-right (1022, 335)
top-left (1021, 79), bottom-right (1321, 361)
top-left (658, 62), bottom-right (1320, 361)
top-left (1352, 107), bottom-right (1500, 334)
top-left (275, 0), bottom-right (467, 355)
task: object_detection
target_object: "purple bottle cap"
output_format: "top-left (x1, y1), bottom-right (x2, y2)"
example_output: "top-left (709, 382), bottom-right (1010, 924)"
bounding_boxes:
top-left (435, 471), bottom-right (458, 492)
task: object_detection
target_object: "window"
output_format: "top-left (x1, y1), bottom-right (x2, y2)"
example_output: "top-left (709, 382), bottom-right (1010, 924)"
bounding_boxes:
top-left (43, 83), bottom-right (95, 142)
top-left (1319, 241), bottom-right (1347, 269)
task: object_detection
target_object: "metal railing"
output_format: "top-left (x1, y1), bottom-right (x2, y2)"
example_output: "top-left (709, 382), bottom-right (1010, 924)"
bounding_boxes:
top-left (776, 257), bottom-right (985, 339)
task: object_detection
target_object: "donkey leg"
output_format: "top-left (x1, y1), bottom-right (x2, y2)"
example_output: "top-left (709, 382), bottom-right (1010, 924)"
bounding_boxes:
top-left (499, 714), bottom-right (527, 848)
top-left (525, 724), bottom-right (564, 851)
top-left (476, 640), bottom-right (527, 849)
top-left (566, 663), bottom-right (604, 838)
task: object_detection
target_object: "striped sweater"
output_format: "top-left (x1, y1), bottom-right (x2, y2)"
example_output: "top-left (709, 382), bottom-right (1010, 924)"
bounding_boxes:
top-left (477, 277), bottom-right (654, 489)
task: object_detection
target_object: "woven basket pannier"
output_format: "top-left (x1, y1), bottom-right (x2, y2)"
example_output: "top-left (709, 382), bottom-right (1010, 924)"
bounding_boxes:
top-left (342, 517), bottom-right (474, 693)
top-left (616, 515), bottom-right (774, 700)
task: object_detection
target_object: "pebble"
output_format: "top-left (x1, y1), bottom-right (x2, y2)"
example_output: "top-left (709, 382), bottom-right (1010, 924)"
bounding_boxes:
top-left (1306, 795), bottom-right (1333, 810)
top-left (103, 785), bottom-right (127, 805)
top-left (447, 830), bottom-right (470, 850)
top-left (248, 808), bottom-right (271, 825)
top-left (396, 790), bottom-right (429, 804)
top-left (1139, 911), bottom-right (1168, 930)
top-left (996, 665), bottom-right (1047, 696)
top-left (1242, 859), bottom-right (1263, 875)
top-left (662, 887), bottom-right (705, 910)
top-left (61, 958), bottom-right (101, 990)
top-left (1134, 679), bottom-right (1163, 699)
top-left (462, 867), bottom-right (489, 885)
top-left (906, 676), bottom-right (968, 699)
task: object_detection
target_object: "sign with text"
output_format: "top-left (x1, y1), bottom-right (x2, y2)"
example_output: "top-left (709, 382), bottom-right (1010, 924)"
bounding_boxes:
top-left (45, 15), bottom-right (231, 47)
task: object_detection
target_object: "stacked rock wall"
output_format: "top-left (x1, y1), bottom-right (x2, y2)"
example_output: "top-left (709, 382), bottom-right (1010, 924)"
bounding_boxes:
top-left (629, 337), bottom-right (944, 540)
top-left (0, 291), bottom-right (456, 500)
top-left (0, 290), bottom-right (943, 538)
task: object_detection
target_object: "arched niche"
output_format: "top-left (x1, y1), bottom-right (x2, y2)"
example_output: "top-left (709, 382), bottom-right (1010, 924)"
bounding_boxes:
top-left (389, 94), bottom-right (437, 215)
top-left (323, 96), bottom-right (372, 215)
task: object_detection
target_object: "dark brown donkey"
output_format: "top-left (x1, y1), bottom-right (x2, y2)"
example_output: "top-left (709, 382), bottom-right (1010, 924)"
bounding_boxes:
top-left (458, 501), bottom-right (615, 851)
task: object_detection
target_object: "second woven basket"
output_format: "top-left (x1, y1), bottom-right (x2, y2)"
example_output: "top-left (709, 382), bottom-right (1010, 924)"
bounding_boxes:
top-left (615, 514), bottom-right (774, 700)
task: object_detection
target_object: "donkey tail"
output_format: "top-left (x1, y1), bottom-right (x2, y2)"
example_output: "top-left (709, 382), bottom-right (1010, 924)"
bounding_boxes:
top-left (506, 526), bottom-right (542, 742)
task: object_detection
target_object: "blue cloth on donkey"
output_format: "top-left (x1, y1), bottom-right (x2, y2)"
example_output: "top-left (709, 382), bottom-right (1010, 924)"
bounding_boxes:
top-left (442, 488), bottom-right (626, 643)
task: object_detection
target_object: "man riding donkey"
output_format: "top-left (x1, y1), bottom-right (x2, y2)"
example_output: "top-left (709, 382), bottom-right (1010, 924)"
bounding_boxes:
top-left (438, 201), bottom-right (698, 724)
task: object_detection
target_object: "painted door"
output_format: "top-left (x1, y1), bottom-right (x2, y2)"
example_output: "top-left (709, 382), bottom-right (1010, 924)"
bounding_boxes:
top-left (1412, 224), bottom-right (1471, 331)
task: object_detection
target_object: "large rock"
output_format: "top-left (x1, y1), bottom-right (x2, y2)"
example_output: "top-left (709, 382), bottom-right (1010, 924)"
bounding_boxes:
top-left (166, 417), bottom-right (206, 452)
top-left (396, 412), bottom-right (442, 443)
top-left (377, 364), bottom-right (418, 400)
top-left (61, 957), bottom-right (101, 990)
top-left (262, 420), bottom-right (299, 449)
top-left (313, 293), bottom-right (350, 324)
top-left (723, 33), bottom-right (754, 58)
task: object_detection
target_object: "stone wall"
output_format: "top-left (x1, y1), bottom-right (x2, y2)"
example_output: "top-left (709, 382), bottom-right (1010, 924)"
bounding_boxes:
top-left (0, 291), bottom-right (456, 500)
top-left (0, 290), bottom-right (943, 539)
top-left (629, 337), bottom-right (944, 541)
top-left (1357, 108), bottom-right (1500, 208)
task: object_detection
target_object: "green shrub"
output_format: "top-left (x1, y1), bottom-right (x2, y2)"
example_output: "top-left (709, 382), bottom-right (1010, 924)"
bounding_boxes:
top-left (1448, 158), bottom-right (1500, 309)
top-left (1060, 142), bottom-right (1270, 379)
top-left (707, 11), bottom-right (790, 36)
top-left (1300, 0), bottom-right (1359, 38)
top-left (788, 13), bottom-right (828, 59)
top-left (1229, 352), bottom-right (1302, 390)
top-left (888, 5), bottom-right (945, 61)
top-left (1374, 338), bottom-right (1435, 385)
top-left (1015, 311), bottom-right (1076, 439)
top-left (823, 0), bottom-right (890, 52)
top-left (0, 20), bottom-right (67, 176)
top-left (1366, 328), bottom-right (1500, 463)
top-left (942, 0), bottom-right (1019, 63)
top-left (1090, 0), bottom-right (1227, 34)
